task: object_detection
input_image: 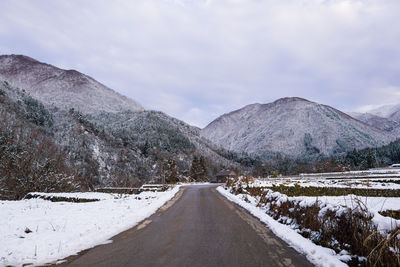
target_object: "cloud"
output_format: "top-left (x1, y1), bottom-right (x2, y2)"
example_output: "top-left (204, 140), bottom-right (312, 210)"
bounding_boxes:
top-left (355, 86), bottom-right (400, 112)
top-left (0, 0), bottom-right (399, 127)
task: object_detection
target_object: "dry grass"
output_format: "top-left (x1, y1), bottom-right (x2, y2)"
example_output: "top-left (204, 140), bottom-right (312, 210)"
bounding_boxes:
top-left (264, 184), bottom-right (400, 197)
top-left (227, 177), bottom-right (400, 267)
top-left (379, 210), bottom-right (400, 220)
top-left (24, 193), bottom-right (100, 203)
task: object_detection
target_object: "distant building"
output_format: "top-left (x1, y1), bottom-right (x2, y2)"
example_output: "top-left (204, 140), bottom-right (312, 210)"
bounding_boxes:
top-left (212, 170), bottom-right (236, 183)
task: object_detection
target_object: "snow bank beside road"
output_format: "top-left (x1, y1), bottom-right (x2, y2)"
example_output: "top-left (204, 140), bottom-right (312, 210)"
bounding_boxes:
top-left (217, 186), bottom-right (348, 267)
top-left (0, 187), bottom-right (180, 266)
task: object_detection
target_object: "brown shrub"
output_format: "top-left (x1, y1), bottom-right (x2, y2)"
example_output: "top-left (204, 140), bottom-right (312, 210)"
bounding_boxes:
top-left (228, 180), bottom-right (400, 267)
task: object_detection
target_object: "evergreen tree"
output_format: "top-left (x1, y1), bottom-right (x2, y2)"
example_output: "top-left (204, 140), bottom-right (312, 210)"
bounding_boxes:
top-left (190, 156), bottom-right (209, 181)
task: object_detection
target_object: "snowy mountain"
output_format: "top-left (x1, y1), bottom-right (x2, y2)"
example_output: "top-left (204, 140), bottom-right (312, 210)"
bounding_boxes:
top-left (0, 55), bottom-right (242, 197)
top-left (389, 109), bottom-right (400, 123)
top-left (201, 97), bottom-right (395, 158)
top-left (349, 112), bottom-right (400, 137)
top-left (349, 102), bottom-right (400, 137)
top-left (0, 79), bottom-right (237, 198)
top-left (368, 104), bottom-right (400, 120)
top-left (0, 55), bottom-right (144, 114)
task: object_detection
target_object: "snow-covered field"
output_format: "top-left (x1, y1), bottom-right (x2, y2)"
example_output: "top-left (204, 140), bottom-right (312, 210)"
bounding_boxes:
top-left (0, 187), bottom-right (179, 266)
top-left (299, 168), bottom-right (400, 177)
top-left (260, 168), bottom-right (400, 186)
top-left (251, 177), bottom-right (400, 190)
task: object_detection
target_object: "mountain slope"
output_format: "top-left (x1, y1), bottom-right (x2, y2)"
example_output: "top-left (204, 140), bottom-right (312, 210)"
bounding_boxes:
top-left (349, 112), bottom-right (400, 137)
top-left (0, 55), bottom-right (243, 199)
top-left (0, 80), bottom-right (237, 199)
top-left (389, 109), bottom-right (400, 123)
top-left (201, 97), bottom-right (395, 158)
top-left (368, 104), bottom-right (400, 121)
top-left (0, 55), bottom-right (144, 114)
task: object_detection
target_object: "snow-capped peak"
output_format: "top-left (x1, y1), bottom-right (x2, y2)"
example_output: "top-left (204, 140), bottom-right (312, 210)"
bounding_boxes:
top-left (201, 97), bottom-right (395, 158)
top-left (0, 54), bottom-right (144, 114)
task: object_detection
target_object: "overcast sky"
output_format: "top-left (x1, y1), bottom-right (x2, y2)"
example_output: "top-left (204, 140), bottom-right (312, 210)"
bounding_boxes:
top-left (1, 0), bottom-right (399, 127)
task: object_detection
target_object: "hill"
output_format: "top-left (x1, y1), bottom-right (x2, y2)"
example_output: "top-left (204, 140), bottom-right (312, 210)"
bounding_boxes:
top-left (0, 56), bottom-right (238, 200)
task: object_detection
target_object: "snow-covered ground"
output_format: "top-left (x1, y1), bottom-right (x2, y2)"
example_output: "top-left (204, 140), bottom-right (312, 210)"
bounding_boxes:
top-left (251, 177), bottom-right (400, 190)
top-left (290, 194), bottom-right (400, 232)
top-left (218, 176), bottom-right (400, 266)
top-left (217, 186), bottom-right (348, 267)
top-left (300, 168), bottom-right (400, 176)
top-left (0, 187), bottom-right (179, 266)
top-left (261, 168), bottom-right (400, 182)
top-left (243, 180), bottom-right (400, 231)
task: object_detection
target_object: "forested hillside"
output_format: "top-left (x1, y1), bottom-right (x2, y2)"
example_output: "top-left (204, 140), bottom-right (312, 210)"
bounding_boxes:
top-left (0, 81), bottom-right (237, 200)
top-left (246, 138), bottom-right (400, 177)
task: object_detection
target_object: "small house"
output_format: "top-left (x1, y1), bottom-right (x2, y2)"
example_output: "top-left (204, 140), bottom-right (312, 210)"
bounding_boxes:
top-left (212, 170), bottom-right (236, 183)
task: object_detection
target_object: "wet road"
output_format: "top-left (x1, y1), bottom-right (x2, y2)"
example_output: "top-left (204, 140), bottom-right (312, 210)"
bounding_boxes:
top-left (59, 185), bottom-right (313, 267)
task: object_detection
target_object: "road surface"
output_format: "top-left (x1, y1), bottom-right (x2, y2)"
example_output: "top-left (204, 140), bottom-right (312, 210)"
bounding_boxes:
top-left (59, 185), bottom-right (312, 267)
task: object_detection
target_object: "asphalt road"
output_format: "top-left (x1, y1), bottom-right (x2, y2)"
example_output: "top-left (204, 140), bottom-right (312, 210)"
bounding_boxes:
top-left (59, 185), bottom-right (313, 267)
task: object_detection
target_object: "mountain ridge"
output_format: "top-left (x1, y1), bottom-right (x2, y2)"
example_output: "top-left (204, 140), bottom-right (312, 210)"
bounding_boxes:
top-left (0, 55), bottom-right (241, 198)
top-left (201, 97), bottom-right (395, 158)
top-left (368, 103), bottom-right (400, 119)
top-left (0, 54), bottom-right (144, 114)
top-left (348, 100), bottom-right (400, 138)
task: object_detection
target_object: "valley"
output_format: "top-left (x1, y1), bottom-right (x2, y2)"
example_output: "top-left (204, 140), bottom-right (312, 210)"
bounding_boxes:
top-left (1, 55), bottom-right (400, 267)
top-left (2, 1), bottom-right (400, 266)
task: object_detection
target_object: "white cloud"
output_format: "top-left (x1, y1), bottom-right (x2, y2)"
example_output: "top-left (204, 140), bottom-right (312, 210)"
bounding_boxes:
top-left (354, 104), bottom-right (383, 114)
top-left (0, 0), bottom-right (399, 127)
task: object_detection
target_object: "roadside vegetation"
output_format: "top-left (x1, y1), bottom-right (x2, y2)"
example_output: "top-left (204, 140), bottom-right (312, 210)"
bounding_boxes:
top-left (264, 184), bottom-right (400, 197)
top-left (0, 81), bottom-right (226, 200)
top-left (379, 210), bottom-right (400, 220)
top-left (372, 180), bottom-right (400, 185)
top-left (225, 177), bottom-right (400, 267)
top-left (24, 193), bottom-right (100, 203)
